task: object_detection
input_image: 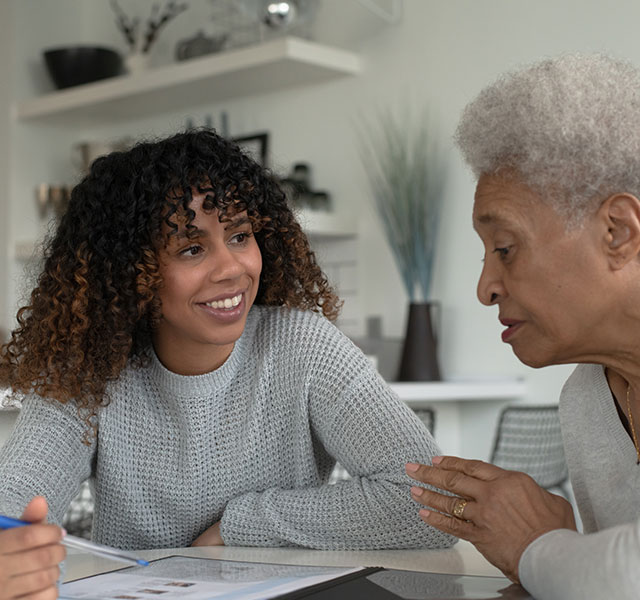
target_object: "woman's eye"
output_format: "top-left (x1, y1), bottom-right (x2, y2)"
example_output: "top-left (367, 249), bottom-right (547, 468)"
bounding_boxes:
top-left (180, 245), bottom-right (203, 257)
top-left (231, 232), bottom-right (252, 244)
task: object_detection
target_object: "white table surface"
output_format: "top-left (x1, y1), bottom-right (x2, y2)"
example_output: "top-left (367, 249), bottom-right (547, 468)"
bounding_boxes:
top-left (63, 539), bottom-right (504, 583)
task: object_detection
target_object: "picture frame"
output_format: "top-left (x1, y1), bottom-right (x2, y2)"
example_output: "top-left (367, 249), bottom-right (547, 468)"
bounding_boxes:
top-left (233, 132), bottom-right (270, 168)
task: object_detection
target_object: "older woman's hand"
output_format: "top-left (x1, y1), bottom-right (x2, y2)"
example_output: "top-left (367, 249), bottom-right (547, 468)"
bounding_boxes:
top-left (406, 456), bottom-right (577, 583)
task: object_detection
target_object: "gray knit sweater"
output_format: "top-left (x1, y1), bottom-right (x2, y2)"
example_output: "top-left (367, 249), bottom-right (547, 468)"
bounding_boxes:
top-left (519, 364), bottom-right (640, 599)
top-left (0, 306), bottom-right (454, 551)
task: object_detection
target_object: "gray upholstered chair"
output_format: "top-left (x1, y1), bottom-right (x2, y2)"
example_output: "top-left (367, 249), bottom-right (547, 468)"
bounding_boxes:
top-left (490, 404), bottom-right (570, 498)
top-left (62, 480), bottom-right (94, 539)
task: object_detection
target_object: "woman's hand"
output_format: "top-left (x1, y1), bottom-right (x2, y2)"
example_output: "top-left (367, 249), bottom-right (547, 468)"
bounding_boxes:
top-left (0, 496), bottom-right (66, 600)
top-left (406, 456), bottom-right (576, 583)
top-left (191, 521), bottom-right (225, 547)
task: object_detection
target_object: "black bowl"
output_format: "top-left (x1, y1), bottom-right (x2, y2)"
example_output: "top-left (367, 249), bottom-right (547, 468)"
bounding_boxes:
top-left (43, 46), bottom-right (124, 89)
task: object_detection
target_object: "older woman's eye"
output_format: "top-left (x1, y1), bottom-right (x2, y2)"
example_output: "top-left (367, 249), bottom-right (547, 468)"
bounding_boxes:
top-left (492, 247), bottom-right (511, 259)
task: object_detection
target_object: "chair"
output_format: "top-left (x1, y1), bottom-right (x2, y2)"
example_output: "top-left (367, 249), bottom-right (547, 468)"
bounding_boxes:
top-left (328, 407), bottom-right (436, 485)
top-left (490, 404), bottom-right (570, 498)
top-left (62, 480), bottom-right (94, 539)
top-left (413, 407), bottom-right (435, 435)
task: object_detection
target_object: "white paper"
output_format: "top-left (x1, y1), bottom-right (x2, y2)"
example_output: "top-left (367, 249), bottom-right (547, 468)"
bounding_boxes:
top-left (60, 555), bottom-right (365, 600)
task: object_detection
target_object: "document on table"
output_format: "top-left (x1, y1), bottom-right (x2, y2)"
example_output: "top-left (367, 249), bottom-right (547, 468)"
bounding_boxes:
top-left (59, 555), bottom-right (367, 600)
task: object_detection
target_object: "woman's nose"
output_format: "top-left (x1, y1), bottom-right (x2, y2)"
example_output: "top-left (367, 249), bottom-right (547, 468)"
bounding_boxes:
top-left (477, 261), bottom-right (506, 306)
top-left (208, 246), bottom-right (244, 281)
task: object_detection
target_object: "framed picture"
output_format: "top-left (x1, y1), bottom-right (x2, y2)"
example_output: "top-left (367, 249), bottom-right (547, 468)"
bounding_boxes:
top-left (233, 132), bottom-right (270, 168)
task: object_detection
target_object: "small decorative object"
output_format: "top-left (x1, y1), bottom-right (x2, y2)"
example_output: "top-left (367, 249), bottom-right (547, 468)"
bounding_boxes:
top-left (207, 0), bottom-right (317, 50)
top-left (35, 183), bottom-right (50, 219)
top-left (175, 30), bottom-right (227, 61)
top-left (35, 184), bottom-right (72, 220)
top-left (232, 132), bottom-right (270, 167)
top-left (291, 163), bottom-right (311, 192)
top-left (358, 108), bottom-right (447, 381)
top-left (43, 46), bottom-right (123, 89)
top-left (110, 0), bottom-right (188, 72)
top-left (309, 191), bottom-right (330, 211)
top-left (262, 0), bottom-right (298, 28)
top-left (72, 138), bottom-right (132, 174)
top-left (220, 111), bottom-right (229, 137)
top-left (279, 162), bottom-right (332, 212)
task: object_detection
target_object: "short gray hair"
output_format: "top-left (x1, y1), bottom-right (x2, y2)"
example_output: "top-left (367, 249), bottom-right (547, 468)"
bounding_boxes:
top-left (455, 53), bottom-right (640, 225)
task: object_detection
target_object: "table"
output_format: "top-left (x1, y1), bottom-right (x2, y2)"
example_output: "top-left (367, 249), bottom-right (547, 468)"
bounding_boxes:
top-left (64, 540), bottom-right (499, 581)
top-left (63, 541), bottom-right (533, 598)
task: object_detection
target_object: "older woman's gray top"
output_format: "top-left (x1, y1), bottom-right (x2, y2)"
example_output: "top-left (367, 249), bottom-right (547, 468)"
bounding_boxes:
top-left (0, 305), bottom-right (455, 551)
top-left (519, 364), bottom-right (640, 599)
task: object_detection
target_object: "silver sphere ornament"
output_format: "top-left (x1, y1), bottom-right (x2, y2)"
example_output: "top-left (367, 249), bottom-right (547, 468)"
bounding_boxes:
top-left (263, 1), bottom-right (297, 29)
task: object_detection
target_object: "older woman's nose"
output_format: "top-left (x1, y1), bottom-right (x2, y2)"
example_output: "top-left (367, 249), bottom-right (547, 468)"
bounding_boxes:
top-left (477, 263), bottom-right (505, 306)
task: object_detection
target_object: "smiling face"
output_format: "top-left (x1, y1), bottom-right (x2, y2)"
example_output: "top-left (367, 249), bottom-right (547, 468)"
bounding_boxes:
top-left (153, 192), bottom-right (262, 375)
top-left (472, 173), bottom-right (615, 368)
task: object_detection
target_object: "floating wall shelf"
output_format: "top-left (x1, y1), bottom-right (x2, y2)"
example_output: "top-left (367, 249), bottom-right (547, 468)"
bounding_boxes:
top-left (14, 37), bottom-right (361, 125)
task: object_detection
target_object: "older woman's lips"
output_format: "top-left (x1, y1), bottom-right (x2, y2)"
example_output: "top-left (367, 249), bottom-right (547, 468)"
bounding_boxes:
top-left (500, 318), bottom-right (524, 342)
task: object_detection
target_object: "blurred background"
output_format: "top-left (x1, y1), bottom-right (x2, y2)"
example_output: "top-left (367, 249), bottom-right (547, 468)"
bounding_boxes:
top-left (0, 1), bottom-right (628, 472)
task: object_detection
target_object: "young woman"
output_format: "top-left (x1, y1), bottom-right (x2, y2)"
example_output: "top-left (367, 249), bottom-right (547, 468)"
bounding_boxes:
top-left (0, 129), bottom-right (453, 598)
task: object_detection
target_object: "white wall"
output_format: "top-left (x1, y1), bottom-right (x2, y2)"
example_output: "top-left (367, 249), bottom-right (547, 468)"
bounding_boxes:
top-left (0, 0), bottom-right (12, 333)
top-left (6, 0), bottom-right (640, 453)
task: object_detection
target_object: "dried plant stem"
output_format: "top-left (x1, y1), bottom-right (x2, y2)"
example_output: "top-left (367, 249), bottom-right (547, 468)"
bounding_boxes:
top-left (358, 109), bottom-right (446, 302)
top-left (110, 0), bottom-right (188, 54)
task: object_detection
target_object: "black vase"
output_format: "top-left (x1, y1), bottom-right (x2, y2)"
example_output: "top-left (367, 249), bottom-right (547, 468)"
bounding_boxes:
top-left (397, 302), bottom-right (441, 381)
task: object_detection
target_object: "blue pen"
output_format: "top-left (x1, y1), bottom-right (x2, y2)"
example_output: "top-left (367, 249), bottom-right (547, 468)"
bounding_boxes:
top-left (0, 514), bottom-right (149, 567)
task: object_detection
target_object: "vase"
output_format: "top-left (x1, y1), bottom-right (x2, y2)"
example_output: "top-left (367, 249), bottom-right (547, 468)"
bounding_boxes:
top-left (124, 52), bottom-right (150, 75)
top-left (397, 302), bottom-right (441, 381)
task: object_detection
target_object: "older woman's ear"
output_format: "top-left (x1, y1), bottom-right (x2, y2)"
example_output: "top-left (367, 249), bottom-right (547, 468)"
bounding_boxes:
top-left (600, 193), bottom-right (640, 269)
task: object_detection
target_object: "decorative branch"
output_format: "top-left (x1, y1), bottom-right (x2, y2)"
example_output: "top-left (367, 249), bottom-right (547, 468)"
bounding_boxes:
top-left (357, 108), bottom-right (446, 302)
top-left (142, 1), bottom-right (189, 53)
top-left (110, 0), bottom-right (188, 54)
top-left (110, 0), bottom-right (138, 50)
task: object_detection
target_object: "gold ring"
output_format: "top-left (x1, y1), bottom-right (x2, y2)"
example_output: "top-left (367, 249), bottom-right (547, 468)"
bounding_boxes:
top-left (452, 498), bottom-right (468, 519)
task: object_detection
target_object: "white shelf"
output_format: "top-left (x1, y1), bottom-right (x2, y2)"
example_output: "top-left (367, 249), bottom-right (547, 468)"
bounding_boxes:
top-left (390, 379), bottom-right (526, 406)
top-left (14, 37), bottom-right (361, 125)
top-left (297, 209), bottom-right (356, 239)
top-left (13, 207), bottom-right (355, 260)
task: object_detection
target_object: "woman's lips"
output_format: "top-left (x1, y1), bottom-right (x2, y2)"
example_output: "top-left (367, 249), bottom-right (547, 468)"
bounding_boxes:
top-left (500, 319), bottom-right (524, 342)
top-left (198, 292), bottom-right (246, 323)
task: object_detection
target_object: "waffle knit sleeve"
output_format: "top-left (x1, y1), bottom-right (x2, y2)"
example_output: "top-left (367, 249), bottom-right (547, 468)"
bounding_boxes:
top-left (220, 311), bottom-right (456, 550)
top-left (518, 520), bottom-right (640, 599)
top-left (0, 395), bottom-right (95, 524)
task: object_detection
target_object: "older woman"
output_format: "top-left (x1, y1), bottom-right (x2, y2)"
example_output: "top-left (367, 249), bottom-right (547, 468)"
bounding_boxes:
top-left (406, 54), bottom-right (640, 599)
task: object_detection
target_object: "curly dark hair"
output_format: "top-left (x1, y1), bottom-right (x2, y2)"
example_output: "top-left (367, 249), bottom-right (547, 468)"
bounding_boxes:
top-left (0, 129), bottom-right (341, 435)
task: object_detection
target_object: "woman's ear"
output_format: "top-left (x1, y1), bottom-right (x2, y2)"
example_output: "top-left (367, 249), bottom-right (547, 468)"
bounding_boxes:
top-left (600, 193), bottom-right (640, 269)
